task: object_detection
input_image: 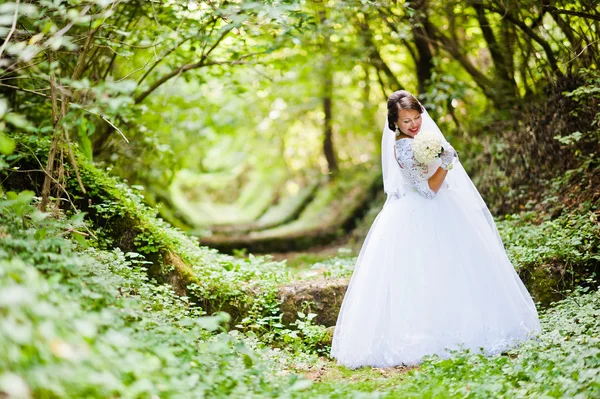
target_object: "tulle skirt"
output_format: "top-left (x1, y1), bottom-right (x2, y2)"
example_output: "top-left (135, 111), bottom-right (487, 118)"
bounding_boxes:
top-left (330, 185), bottom-right (541, 369)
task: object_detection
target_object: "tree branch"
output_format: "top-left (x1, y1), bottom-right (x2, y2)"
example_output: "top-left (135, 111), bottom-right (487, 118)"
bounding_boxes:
top-left (71, 25), bottom-right (100, 82)
top-left (134, 24), bottom-right (234, 104)
top-left (487, 5), bottom-right (563, 78)
top-left (136, 36), bottom-right (193, 85)
top-left (366, 40), bottom-right (405, 91)
top-left (102, 2), bottom-right (141, 79)
top-left (134, 15), bottom-right (220, 86)
top-left (44, 5), bottom-right (92, 49)
top-left (544, 5), bottom-right (600, 22)
top-left (425, 23), bottom-right (497, 97)
top-left (0, 0), bottom-right (19, 60)
top-left (374, 67), bottom-right (389, 102)
top-left (0, 82), bottom-right (128, 143)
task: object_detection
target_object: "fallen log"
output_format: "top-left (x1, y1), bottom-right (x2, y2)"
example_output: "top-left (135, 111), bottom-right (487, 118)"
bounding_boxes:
top-left (199, 169), bottom-right (382, 253)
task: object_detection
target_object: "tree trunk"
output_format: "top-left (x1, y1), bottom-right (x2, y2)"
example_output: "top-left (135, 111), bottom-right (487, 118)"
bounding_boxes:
top-left (319, 9), bottom-right (338, 176)
top-left (472, 1), bottom-right (517, 99)
top-left (411, 0), bottom-right (434, 94)
top-left (486, 4), bottom-right (563, 79)
top-left (322, 54), bottom-right (338, 175)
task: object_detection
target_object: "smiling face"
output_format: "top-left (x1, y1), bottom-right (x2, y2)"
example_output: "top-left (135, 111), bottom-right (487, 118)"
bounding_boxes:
top-left (396, 108), bottom-right (422, 137)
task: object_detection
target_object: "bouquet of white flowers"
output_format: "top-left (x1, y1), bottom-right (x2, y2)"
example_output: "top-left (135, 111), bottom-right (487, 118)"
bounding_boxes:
top-left (412, 129), bottom-right (454, 169)
top-left (412, 130), bottom-right (443, 163)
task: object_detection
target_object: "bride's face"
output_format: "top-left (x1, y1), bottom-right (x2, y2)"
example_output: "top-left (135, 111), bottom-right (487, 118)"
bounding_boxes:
top-left (397, 109), bottom-right (422, 137)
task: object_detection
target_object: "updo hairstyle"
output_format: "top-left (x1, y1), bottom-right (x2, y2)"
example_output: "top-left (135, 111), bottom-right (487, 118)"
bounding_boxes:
top-left (387, 90), bottom-right (423, 131)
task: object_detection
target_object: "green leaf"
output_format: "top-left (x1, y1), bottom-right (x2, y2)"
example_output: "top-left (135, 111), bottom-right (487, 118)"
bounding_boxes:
top-left (242, 353), bottom-right (254, 368)
top-left (289, 379), bottom-right (312, 391)
top-left (76, 118), bottom-right (93, 160)
top-left (4, 113), bottom-right (34, 131)
top-left (70, 211), bottom-right (87, 226)
top-left (0, 133), bottom-right (15, 155)
top-left (34, 228), bottom-right (47, 240)
top-left (196, 315), bottom-right (224, 331)
top-left (72, 232), bottom-right (88, 248)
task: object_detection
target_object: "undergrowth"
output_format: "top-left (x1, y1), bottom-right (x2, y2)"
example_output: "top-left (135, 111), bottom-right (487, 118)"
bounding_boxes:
top-left (0, 191), bottom-right (316, 398)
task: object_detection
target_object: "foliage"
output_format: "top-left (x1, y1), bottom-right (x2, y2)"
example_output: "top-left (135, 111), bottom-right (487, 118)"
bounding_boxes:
top-left (0, 98), bottom-right (16, 168)
top-left (2, 0), bottom-right (599, 235)
top-left (467, 68), bottom-right (600, 214)
top-left (256, 308), bottom-right (332, 358)
top-left (0, 191), bottom-right (319, 398)
top-left (2, 133), bottom-right (336, 360)
top-left (303, 254), bottom-right (356, 280)
top-left (0, 0), bottom-right (309, 211)
top-left (498, 206), bottom-right (600, 274)
top-left (565, 69), bottom-right (600, 128)
top-left (2, 178), bottom-right (599, 397)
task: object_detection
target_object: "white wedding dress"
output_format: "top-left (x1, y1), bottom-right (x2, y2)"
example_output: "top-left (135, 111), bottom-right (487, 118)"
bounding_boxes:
top-left (331, 125), bottom-right (541, 369)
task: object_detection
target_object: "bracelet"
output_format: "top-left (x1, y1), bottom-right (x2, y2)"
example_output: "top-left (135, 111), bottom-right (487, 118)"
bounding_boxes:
top-left (441, 162), bottom-right (454, 170)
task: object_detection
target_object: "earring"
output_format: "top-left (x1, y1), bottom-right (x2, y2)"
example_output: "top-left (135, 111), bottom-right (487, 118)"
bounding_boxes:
top-left (395, 127), bottom-right (400, 137)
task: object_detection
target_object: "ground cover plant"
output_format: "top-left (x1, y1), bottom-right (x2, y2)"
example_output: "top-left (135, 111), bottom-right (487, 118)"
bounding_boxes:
top-left (0, 191), bottom-right (317, 398)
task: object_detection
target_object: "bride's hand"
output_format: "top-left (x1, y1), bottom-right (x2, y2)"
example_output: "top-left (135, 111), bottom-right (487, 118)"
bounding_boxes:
top-left (440, 142), bottom-right (456, 164)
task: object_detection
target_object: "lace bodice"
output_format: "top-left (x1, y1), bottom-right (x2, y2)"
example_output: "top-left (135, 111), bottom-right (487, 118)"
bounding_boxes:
top-left (394, 138), bottom-right (437, 199)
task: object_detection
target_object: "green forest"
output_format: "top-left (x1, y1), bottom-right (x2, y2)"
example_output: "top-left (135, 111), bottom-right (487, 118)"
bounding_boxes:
top-left (0, 0), bottom-right (599, 397)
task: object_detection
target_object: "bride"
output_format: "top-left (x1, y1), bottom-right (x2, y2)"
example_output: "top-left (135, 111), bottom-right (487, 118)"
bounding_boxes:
top-left (330, 90), bottom-right (541, 368)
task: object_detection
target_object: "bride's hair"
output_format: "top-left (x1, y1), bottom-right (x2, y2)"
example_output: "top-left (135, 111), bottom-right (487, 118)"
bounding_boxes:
top-left (387, 90), bottom-right (423, 131)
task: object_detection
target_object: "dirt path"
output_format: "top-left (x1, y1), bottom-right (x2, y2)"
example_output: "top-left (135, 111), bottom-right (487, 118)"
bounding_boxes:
top-left (263, 235), bottom-right (357, 272)
top-left (303, 362), bottom-right (420, 383)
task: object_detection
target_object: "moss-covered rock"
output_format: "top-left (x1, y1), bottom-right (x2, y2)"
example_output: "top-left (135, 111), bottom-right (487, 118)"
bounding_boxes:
top-left (517, 261), bottom-right (594, 307)
top-left (278, 278), bottom-right (349, 327)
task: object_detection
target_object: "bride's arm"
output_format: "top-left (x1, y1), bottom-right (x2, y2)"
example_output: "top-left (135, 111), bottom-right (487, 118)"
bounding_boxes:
top-left (427, 141), bottom-right (456, 192)
top-left (428, 168), bottom-right (449, 193)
